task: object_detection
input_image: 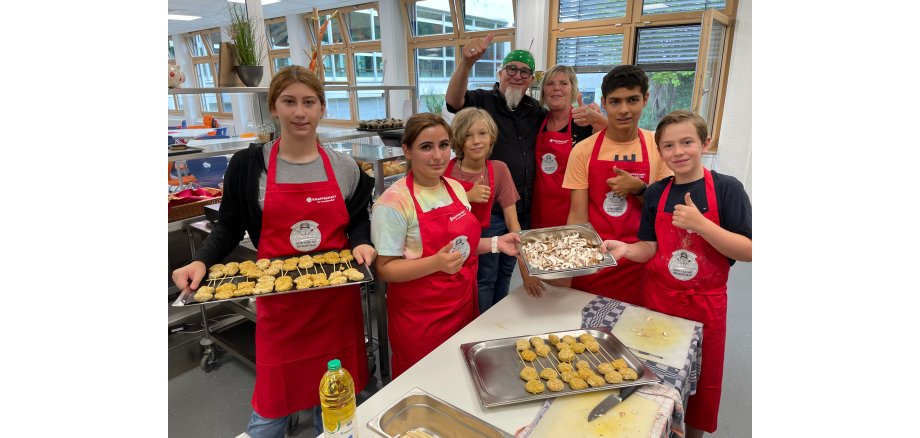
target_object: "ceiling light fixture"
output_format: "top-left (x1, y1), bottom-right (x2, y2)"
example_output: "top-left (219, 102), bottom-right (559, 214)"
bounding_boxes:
top-left (168, 14), bottom-right (202, 21)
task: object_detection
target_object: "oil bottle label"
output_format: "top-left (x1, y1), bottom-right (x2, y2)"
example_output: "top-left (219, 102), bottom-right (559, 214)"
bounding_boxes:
top-left (324, 413), bottom-right (357, 438)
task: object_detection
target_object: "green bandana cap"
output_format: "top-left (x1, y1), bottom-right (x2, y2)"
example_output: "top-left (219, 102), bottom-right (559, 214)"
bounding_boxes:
top-left (502, 50), bottom-right (535, 72)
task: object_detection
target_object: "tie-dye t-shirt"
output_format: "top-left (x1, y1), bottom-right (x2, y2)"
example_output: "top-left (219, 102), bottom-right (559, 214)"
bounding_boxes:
top-left (371, 176), bottom-right (471, 260)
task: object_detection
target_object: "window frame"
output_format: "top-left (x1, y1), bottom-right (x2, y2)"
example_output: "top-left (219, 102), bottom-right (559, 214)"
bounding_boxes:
top-left (265, 17), bottom-right (292, 77)
top-left (168, 37), bottom-right (182, 115)
top-left (401, 0), bottom-right (518, 111)
top-left (305, 2), bottom-right (383, 126)
top-left (185, 28), bottom-right (233, 117)
top-left (548, 0), bottom-right (738, 153)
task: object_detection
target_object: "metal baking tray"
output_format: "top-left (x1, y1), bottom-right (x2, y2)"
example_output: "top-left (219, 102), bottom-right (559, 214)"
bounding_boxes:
top-left (460, 328), bottom-right (659, 408)
top-left (518, 223), bottom-right (617, 280)
top-left (368, 387), bottom-right (513, 438)
top-left (171, 255), bottom-right (373, 307)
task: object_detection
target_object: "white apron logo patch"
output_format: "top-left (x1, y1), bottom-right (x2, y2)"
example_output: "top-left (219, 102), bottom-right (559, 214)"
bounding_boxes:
top-left (603, 191), bottom-right (627, 217)
top-left (541, 153), bottom-right (559, 174)
top-left (305, 195), bottom-right (337, 204)
top-left (668, 249), bottom-right (698, 281)
top-left (290, 220), bottom-right (321, 252)
top-left (451, 235), bottom-right (471, 263)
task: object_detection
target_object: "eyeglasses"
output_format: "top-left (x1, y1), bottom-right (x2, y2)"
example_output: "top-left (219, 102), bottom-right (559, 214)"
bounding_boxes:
top-left (502, 65), bottom-right (533, 79)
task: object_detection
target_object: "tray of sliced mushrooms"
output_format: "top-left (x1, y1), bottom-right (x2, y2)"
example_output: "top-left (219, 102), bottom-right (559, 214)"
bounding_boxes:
top-left (171, 249), bottom-right (373, 306)
top-left (518, 223), bottom-right (617, 280)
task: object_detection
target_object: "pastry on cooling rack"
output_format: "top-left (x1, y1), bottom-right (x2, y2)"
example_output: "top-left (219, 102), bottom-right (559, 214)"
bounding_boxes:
top-left (194, 286), bottom-right (214, 302)
top-left (524, 379), bottom-right (545, 394)
top-left (604, 371), bottom-right (623, 383)
top-left (539, 368), bottom-right (558, 380)
top-left (546, 378), bottom-right (564, 392)
top-left (519, 366), bottom-right (538, 381)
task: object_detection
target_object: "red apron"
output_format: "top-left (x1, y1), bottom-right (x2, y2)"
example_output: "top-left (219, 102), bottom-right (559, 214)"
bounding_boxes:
top-left (445, 158), bottom-right (495, 229)
top-left (251, 140), bottom-right (368, 418)
top-left (530, 111), bottom-right (573, 229)
top-left (571, 129), bottom-right (650, 305)
top-left (386, 172), bottom-right (481, 378)
top-left (644, 169), bottom-right (729, 433)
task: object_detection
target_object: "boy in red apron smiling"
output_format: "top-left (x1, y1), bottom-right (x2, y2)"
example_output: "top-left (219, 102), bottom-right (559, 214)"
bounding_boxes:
top-left (600, 110), bottom-right (752, 437)
top-left (371, 113), bottom-right (521, 378)
top-left (561, 65), bottom-right (673, 304)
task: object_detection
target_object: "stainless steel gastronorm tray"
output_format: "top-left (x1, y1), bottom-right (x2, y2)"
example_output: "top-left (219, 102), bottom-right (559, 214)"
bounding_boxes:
top-left (460, 328), bottom-right (659, 408)
top-left (517, 223), bottom-right (617, 280)
top-left (171, 257), bottom-right (373, 307)
top-left (367, 387), bottom-right (513, 438)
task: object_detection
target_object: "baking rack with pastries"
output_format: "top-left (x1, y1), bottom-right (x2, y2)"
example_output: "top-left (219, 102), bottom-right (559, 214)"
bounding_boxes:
top-left (172, 249), bottom-right (373, 306)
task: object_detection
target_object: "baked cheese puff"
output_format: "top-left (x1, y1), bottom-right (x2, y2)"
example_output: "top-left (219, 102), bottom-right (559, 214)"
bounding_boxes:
top-left (529, 336), bottom-right (545, 348)
top-left (577, 368), bottom-right (596, 380)
top-left (568, 377), bottom-right (588, 390)
top-left (284, 257), bottom-right (300, 265)
top-left (604, 371), bottom-right (623, 384)
top-left (586, 375), bottom-right (606, 387)
top-left (539, 368), bottom-right (558, 380)
top-left (546, 378), bottom-right (564, 392)
top-left (597, 363), bottom-right (614, 374)
top-left (208, 270), bottom-right (224, 280)
top-left (571, 342), bottom-right (586, 354)
top-left (611, 358), bottom-right (629, 371)
top-left (620, 368), bottom-right (639, 380)
top-left (557, 363), bottom-right (574, 373)
top-left (560, 370), bottom-right (577, 383)
top-left (520, 366), bottom-right (539, 381)
top-left (535, 344), bottom-right (551, 357)
top-left (274, 276), bottom-right (294, 292)
top-left (578, 333), bottom-right (594, 344)
top-left (520, 349), bottom-right (537, 361)
top-left (516, 339), bottom-right (530, 351)
top-left (575, 360), bottom-right (591, 370)
top-left (194, 286), bottom-right (215, 302)
top-left (548, 334), bottom-right (560, 345)
top-left (562, 335), bottom-right (577, 345)
top-left (256, 259), bottom-right (271, 270)
top-left (344, 268), bottom-right (365, 281)
top-left (557, 349), bottom-right (575, 362)
top-left (329, 276), bottom-right (347, 285)
top-left (209, 263), bottom-right (225, 272)
top-left (313, 277), bottom-right (330, 287)
top-left (524, 379), bottom-right (545, 394)
top-left (253, 283), bottom-right (274, 295)
top-left (584, 340), bottom-right (600, 353)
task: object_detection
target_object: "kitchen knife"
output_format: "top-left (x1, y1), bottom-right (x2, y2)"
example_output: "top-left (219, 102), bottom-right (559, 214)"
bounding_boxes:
top-left (587, 385), bottom-right (641, 422)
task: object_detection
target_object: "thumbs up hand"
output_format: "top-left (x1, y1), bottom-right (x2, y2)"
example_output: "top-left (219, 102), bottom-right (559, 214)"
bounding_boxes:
top-left (467, 175), bottom-right (491, 203)
top-left (572, 93), bottom-right (606, 129)
top-left (672, 192), bottom-right (708, 233)
top-left (605, 167), bottom-right (643, 197)
top-left (462, 32), bottom-right (494, 64)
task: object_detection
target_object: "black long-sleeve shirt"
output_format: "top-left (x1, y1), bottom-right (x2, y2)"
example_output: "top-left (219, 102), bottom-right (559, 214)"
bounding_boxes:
top-left (192, 143), bottom-right (375, 267)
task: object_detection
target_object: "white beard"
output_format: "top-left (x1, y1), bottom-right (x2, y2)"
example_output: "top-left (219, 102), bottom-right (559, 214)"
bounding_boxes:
top-left (503, 87), bottom-right (524, 111)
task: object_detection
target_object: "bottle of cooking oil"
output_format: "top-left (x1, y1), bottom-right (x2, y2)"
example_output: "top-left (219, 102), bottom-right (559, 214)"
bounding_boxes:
top-left (319, 359), bottom-right (357, 438)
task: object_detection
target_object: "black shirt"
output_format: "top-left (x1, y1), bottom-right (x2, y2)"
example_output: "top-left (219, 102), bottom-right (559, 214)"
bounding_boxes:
top-left (447, 83), bottom-right (548, 225)
top-left (638, 170), bottom-right (752, 266)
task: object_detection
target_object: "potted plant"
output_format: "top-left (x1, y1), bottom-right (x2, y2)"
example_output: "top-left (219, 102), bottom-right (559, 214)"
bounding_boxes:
top-left (226, 3), bottom-right (266, 87)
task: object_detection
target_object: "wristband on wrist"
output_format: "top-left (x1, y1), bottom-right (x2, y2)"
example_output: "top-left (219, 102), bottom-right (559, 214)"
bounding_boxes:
top-left (491, 236), bottom-right (498, 253)
top-left (635, 183), bottom-right (647, 196)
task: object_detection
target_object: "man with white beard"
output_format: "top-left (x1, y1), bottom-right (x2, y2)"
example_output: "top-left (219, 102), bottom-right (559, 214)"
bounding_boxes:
top-left (446, 33), bottom-right (542, 229)
top-left (444, 32), bottom-right (547, 314)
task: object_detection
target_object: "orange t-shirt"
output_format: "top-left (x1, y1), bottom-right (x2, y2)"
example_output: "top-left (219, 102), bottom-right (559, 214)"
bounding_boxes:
top-left (562, 129), bottom-right (673, 189)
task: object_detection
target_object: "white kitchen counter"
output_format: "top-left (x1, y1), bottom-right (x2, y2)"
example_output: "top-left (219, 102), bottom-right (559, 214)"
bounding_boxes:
top-left (331, 284), bottom-right (598, 437)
